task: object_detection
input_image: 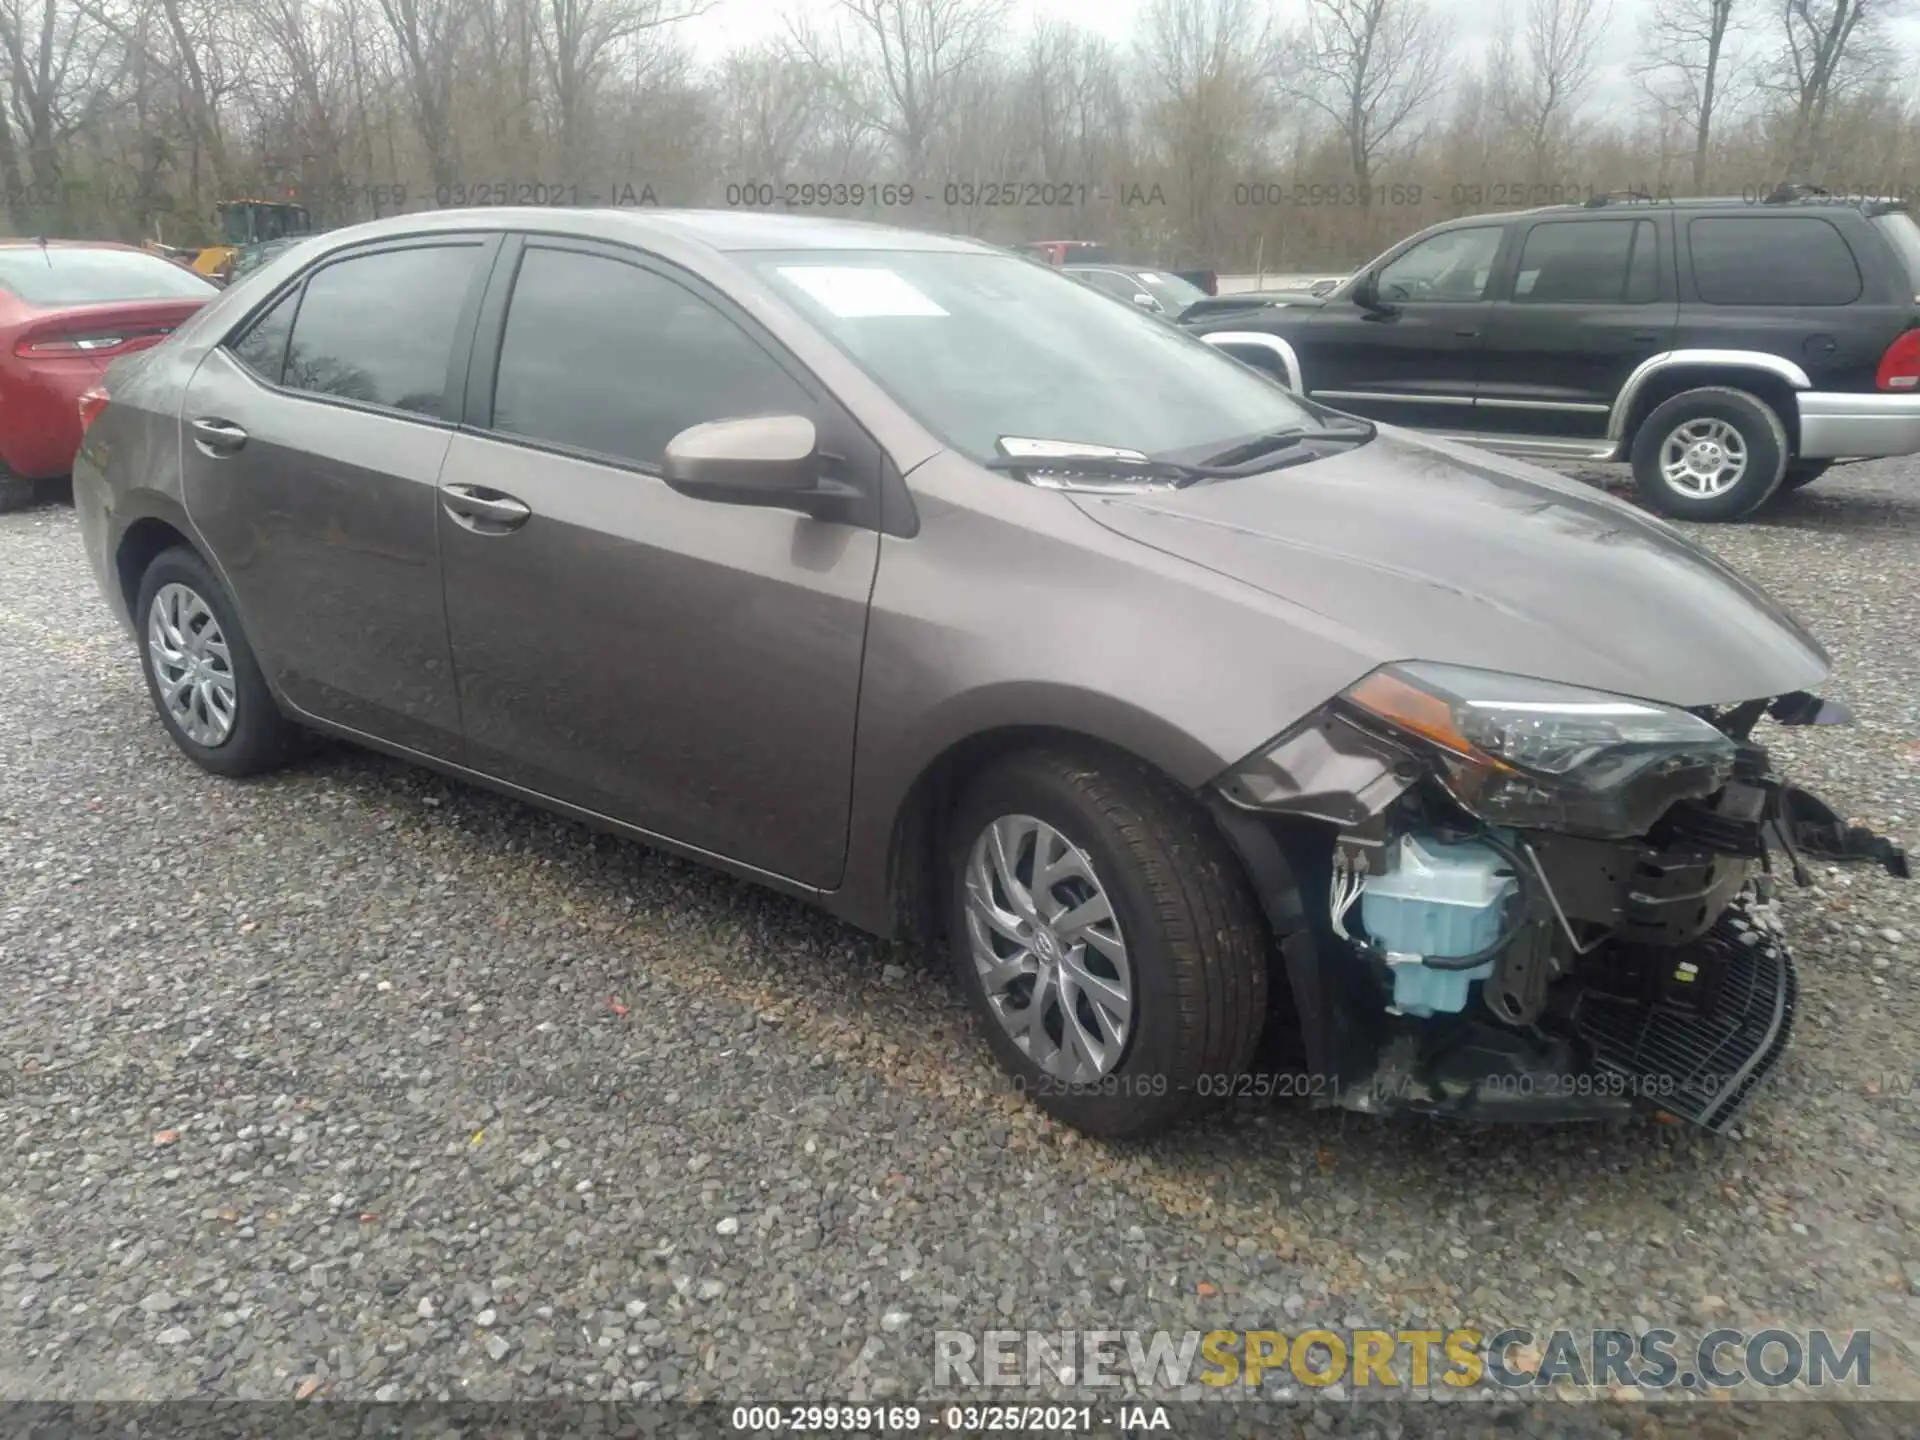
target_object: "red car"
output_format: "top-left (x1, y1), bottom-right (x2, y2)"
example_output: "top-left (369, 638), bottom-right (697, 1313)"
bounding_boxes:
top-left (0, 240), bottom-right (217, 511)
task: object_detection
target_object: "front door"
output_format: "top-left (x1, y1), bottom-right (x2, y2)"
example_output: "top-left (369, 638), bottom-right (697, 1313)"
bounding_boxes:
top-left (178, 237), bottom-right (497, 756)
top-left (1476, 215), bottom-right (1679, 440)
top-left (436, 237), bottom-right (881, 888)
top-left (1299, 223), bottom-right (1508, 427)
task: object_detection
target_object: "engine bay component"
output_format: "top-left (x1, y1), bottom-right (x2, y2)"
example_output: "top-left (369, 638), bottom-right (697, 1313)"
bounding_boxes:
top-left (1215, 674), bottom-right (1909, 1132)
top-left (1340, 832), bottom-right (1519, 1017)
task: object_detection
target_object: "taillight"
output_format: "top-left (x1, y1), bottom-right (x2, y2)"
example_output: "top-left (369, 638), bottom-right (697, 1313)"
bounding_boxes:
top-left (1879, 328), bottom-right (1920, 391)
top-left (14, 326), bottom-right (175, 359)
top-left (77, 383), bottom-right (109, 436)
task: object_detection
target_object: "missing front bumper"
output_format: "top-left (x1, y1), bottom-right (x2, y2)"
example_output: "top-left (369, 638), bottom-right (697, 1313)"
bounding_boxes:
top-left (1569, 897), bottom-right (1797, 1133)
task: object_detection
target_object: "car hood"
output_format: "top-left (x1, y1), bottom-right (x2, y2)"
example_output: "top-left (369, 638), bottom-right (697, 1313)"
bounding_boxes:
top-left (1068, 428), bottom-right (1830, 708)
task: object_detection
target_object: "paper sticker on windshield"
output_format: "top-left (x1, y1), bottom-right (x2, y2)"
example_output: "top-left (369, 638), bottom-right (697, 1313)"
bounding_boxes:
top-left (777, 266), bottom-right (949, 318)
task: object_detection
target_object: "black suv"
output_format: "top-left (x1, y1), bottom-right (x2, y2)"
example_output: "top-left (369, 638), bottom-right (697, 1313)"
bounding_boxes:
top-left (1184, 190), bottom-right (1920, 520)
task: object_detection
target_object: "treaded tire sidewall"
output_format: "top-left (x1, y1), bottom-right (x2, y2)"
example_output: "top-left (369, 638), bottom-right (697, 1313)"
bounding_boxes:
top-left (944, 748), bottom-right (1268, 1139)
top-left (1631, 387), bottom-right (1789, 522)
top-left (135, 546), bottom-right (301, 778)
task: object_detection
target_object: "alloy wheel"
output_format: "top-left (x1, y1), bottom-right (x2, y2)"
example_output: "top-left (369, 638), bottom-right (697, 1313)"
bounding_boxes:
top-left (963, 814), bottom-right (1135, 1084)
top-left (147, 582), bottom-right (238, 747)
top-left (1659, 418), bottom-right (1749, 499)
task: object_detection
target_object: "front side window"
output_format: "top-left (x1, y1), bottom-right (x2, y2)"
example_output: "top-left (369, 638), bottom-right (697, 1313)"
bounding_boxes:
top-left (1511, 220), bottom-right (1659, 304)
top-left (749, 248), bottom-right (1321, 464)
top-left (1377, 226), bottom-right (1505, 303)
top-left (283, 245), bottom-right (482, 417)
top-left (491, 246), bottom-right (813, 467)
top-left (1689, 217), bottom-right (1863, 305)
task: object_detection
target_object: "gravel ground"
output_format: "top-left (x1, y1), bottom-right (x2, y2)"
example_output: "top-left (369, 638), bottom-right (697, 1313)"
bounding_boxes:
top-left (3, 459), bottom-right (1919, 1418)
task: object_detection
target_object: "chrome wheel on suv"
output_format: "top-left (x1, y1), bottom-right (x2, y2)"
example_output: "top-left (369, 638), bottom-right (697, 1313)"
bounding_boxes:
top-left (1658, 418), bottom-right (1747, 499)
top-left (1630, 386), bottom-right (1789, 522)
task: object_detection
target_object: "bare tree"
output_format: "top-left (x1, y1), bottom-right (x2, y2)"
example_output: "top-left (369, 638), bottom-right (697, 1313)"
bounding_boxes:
top-left (376, 0), bottom-right (466, 187)
top-left (531, 0), bottom-right (710, 177)
top-left (0, 0), bottom-right (127, 228)
top-left (1637, 0), bottom-right (1750, 191)
top-left (712, 40), bottom-right (818, 184)
top-left (787, 0), bottom-right (1011, 173)
top-left (1770, 0), bottom-right (1886, 173)
top-left (1138, 0), bottom-right (1283, 260)
top-left (1489, 0), bottom-right (1613, 181)
top-left (1287, 0), bottom-right (1446, 206)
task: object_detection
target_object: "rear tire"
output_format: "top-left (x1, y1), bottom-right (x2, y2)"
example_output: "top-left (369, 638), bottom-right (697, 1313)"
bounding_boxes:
top-left (1778, 459), bottom-right (1832, 492)
top-left (1630, 387), bottom-right (1788, 521)
top-left (944, 746), bottom-right (1268, 1138)
top-left (135, 546), bottom-right (306, 778)
top-left (0, 474), bottom-right (34, 513)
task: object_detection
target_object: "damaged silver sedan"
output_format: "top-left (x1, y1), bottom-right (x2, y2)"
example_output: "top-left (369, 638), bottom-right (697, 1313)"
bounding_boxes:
top-left (72, 211), bottom-right (1909, 1139)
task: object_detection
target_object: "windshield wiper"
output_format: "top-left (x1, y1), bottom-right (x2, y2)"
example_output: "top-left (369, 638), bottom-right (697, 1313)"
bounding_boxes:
top-left (982, 453), bottom-right (1207, 488)
top-left (1189, 420), bottom-right (1376, 471)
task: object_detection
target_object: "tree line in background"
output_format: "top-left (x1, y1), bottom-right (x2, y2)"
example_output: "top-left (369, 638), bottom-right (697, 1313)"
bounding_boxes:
top-left (2, 0), bottom-right (1915, 270)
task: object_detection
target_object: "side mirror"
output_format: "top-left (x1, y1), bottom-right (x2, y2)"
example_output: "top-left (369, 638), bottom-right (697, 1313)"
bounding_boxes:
top-left (662, 414), bottom-right (857, 519)
top-left (1352, 269), bottom-right (1398, 315)
top-left (1131, 292), bottom-right (1159, 310)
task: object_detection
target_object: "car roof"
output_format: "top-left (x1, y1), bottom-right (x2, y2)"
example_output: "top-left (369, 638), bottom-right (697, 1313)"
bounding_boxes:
top-left (299, 207), bottom-right (997, 257)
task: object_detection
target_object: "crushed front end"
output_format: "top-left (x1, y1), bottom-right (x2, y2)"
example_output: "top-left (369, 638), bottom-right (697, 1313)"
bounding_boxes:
top-left (1210, 663), bottom-right (1909, 1134)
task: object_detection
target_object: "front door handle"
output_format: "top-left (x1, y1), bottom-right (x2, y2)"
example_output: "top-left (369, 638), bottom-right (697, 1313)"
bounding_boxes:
top-left (442, 483), bottom-right (532, 532)
top-left (190, 417), bottom-right (248, 456)
top-left (1454, 328), bottom-right (1481, 339)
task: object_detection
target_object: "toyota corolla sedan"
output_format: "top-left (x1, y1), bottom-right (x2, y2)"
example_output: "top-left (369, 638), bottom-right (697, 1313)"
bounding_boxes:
top-left (72, 210), bottom-right (1908, 1139)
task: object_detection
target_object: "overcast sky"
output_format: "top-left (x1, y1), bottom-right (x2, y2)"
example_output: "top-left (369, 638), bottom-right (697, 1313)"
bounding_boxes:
top-left (684, 0), bottom-right (1920, 116)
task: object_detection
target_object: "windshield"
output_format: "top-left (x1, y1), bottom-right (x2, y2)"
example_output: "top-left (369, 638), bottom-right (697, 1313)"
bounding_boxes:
top-left (1873, 212), bottom-right (1920, 295)
top-left (0, 247), bottom-right (217, 305)
top-left (749, 249), bottom-right (1318, 462)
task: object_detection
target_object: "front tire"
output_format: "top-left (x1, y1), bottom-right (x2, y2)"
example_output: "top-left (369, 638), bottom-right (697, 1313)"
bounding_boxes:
top-left (135, 546), bottom-right (305, 777)
top-left (945, 747), bottom-right (1268, 1138)
top-left (0, 471), bottom-right (34, 513)
top-left (1778, 459), bottom-right (1832, 492)
top-left (1630, 387), bottom-right (1789, 521)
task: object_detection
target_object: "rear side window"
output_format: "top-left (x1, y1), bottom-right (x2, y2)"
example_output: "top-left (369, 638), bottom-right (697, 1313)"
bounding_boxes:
top-left (283, 245), bottom-right (482, 417)
top-left (1688, 217), bottom-right (1862, 305)
top-left (1512, 220), bottom-right (1660, 304)
top-left (229, 289), bottom-right (298, 384)
top-left (1873, 213), bottom-right (1920, 294)
top-left (490, 246), bottom-right (813, 468)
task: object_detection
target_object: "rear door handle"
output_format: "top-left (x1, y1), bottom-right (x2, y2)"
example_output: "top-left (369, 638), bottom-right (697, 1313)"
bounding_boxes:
top-left (442, 482), bottom-right (532, 532)
top-left (1455, 328), bottom-right (1481, 338)
top-left (1630, 331), bottom-right (1661, 344)
top-left (190, 417), bottom-right (248, 456)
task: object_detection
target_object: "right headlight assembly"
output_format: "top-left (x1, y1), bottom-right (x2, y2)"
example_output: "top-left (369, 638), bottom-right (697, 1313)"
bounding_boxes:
top-left (1252, 661), bottom-right (1741, 839)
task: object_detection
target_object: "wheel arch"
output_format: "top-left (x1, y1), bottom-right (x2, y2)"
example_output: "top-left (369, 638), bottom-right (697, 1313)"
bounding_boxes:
top-left (116, 514), bottom-right (197, 622)
top-left (1610, 353), bottom-right (1809, 454)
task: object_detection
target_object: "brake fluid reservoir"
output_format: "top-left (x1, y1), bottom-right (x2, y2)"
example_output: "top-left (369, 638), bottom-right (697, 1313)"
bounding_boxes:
top-left (1360, 834), bottom-right (1518, 1017)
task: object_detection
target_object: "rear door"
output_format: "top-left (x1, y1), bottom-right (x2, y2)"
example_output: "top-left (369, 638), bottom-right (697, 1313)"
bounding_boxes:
top-left (1299, 222), bottom-right (1509, 427)
top-left (1476, 214), bottom-right (1678, 440)
top-left (179, 236), bottom-right (498, 757)
top-left (435, 236), bottom-right (882, 887)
